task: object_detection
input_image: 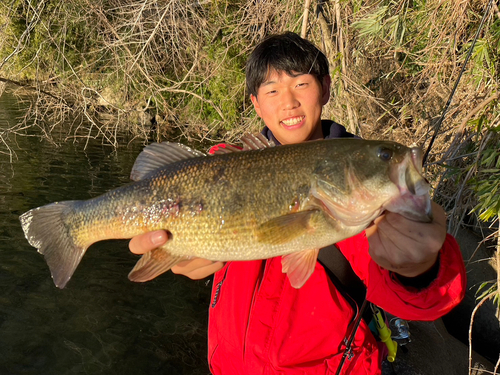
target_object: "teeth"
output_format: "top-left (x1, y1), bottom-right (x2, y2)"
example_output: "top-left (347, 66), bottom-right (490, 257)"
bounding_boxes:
top-left (282, 116), bottom-right (304, 126)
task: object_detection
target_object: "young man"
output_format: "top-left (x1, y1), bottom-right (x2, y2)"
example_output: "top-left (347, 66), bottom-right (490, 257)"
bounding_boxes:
top-left (129, 32), bottom-right (466, 374)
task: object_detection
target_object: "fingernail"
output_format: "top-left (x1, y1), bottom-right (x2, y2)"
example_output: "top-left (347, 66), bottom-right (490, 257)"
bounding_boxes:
top-left (151, 231), bottom-right (167, 246)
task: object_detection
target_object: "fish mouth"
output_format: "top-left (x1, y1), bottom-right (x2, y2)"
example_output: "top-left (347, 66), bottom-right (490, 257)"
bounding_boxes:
top-left (385, 147), bottom-right (433, 222)
top-left (405, 148), bottom-right (430, 196)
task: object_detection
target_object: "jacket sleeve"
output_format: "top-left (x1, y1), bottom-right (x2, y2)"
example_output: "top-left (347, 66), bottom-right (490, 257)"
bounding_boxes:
top-left (336, 232), bottom-right (466, 321)
top-left (208, 144), bottom-right (243, 154)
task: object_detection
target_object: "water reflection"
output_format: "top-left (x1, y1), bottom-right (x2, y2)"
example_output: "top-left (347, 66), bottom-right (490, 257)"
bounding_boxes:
top-left (0, 88), bottom-right (211, 375)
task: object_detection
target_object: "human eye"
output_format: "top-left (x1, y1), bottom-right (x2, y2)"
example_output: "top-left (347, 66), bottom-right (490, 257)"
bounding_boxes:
top-left (295, 78), bottom-right (312, 88)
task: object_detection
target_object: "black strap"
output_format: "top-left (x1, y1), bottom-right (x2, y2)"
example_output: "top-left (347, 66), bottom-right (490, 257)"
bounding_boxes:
top-left (318, 244), bottom-right (367, 311)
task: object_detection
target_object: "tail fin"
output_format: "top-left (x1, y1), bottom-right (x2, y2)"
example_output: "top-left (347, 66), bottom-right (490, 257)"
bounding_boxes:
top-left (19, 201), bottom-right (87, 289)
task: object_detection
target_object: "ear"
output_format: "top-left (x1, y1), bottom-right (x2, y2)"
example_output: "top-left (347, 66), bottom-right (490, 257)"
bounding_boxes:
top-left (250, 94), bottom-right (262, 118)
top-left (321, 75), bottom-right (331, 105)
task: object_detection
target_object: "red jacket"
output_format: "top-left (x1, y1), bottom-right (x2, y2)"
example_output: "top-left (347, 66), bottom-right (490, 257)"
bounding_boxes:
top-left (207, 233), bottom-right (465, 374)
top-left (207, 124), bottom-right (466, 374)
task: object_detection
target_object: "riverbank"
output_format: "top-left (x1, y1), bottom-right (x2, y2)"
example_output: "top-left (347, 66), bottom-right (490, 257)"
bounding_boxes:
top-left (1, 1), bottom-right (498, 145)
top-left (1, 0), bottom-right (499, 368)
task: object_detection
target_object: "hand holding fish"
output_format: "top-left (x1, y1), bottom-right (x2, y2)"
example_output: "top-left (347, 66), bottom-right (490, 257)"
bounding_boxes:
top-left (129, 230), bottom-right (224, 279)
top-left (365, 201), bottom-right (447, 278)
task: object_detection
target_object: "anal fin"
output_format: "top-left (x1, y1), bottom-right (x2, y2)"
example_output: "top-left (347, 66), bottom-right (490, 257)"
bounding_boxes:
top-left (128, 248), bottom-right (188, 282)
top-left (281, 248), bottom-right (320, 289)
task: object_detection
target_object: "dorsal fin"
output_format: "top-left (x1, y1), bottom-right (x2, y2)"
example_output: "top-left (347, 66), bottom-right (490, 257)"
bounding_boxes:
top-left (210, 133), bottom-right (276, 155)
top-left (130, 142), bottom-right (205, 181)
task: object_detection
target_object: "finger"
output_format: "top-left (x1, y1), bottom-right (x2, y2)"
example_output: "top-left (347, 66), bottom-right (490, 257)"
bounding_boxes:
top-left (383, 205), bottom-right (447, 250)
top-left (172, 258), bottom-right (214, 272)
top-left (367, 222), bottom-right (399, 268)
top-left (171, 259), bottom-right (224, 279)
top-left (370, 214), bottom-right (442, 273)
top-left (185, 262), bottom-right (225, 279)
top-left (367, 215), bottom-right (405, 253)
top-left (367, 217), bottom-right (419, 268)
top-left (383, 201), bottom-right (446, 238)
top-left (129, 230), bottom-right (168, 254)
top-left (429, 201), bottom-right (447, 227)
top-left (376, 214), bottom-right (422, 247)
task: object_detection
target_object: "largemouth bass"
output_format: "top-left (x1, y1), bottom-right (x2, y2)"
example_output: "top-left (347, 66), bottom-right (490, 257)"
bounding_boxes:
top-left (20, 135), bottom-right (432, 289)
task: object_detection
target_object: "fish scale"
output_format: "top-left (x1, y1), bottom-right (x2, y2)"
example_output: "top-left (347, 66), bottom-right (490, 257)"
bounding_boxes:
top-left (20, 136), bottom-right (432, 289)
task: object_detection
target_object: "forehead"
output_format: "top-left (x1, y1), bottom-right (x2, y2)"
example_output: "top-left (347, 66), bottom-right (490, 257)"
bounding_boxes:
top-left (260, 69), bottom-right (313, 86)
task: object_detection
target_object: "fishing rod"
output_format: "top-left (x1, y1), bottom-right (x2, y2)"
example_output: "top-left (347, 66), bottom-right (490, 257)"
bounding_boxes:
top-left (422, 0), bottom-right (495, 165)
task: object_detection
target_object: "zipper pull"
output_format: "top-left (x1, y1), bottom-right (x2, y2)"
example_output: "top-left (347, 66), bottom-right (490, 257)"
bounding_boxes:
top-left (211, 280), bottom-right (223, 308)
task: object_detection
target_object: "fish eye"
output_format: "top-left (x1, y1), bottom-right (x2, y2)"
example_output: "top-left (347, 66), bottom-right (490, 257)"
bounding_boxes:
top-left (378, 147), bottom-right (393, 162)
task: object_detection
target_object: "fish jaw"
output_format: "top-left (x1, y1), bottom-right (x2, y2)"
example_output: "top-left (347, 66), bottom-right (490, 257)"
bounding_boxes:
top-left (311, 179), bottom-right (387, 227)
top-left (310, 163), bottom-right (398, 228)
top-left (384, 147), bottom-right (433, 222)
top-left (384, 191), bottom-right (432, 222)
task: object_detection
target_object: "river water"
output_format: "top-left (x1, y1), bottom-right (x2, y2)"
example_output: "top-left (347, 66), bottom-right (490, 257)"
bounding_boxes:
top-left (0, 88), bottom-right (211, 375)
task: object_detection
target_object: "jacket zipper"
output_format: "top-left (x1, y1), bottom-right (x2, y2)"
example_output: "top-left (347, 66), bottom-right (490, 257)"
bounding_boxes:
top-left (211, 265), bottom-right (229, 308)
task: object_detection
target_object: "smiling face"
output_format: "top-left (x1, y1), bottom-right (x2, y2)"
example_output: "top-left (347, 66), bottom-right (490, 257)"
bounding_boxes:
top-left (250, 69), bottom-right (331, 145)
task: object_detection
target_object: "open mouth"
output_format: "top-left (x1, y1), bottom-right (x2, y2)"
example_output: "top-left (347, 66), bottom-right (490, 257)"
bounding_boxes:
top-left (406, 147), bottom-right (429, 196)
top-left (281, 116), bottom-right (305, 128)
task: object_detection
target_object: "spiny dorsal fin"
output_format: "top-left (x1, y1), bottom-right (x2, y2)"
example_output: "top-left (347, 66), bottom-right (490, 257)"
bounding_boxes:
top-left (130, 142), bottom-right (206, 181)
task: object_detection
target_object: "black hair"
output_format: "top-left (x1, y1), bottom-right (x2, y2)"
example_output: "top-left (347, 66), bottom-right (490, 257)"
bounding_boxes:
top-left (245, 31), bottom-right (329, 97)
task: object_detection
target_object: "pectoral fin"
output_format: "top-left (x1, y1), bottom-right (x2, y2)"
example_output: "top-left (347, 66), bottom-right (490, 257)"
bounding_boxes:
top-left (256, 210), bottom-right (318, 245)
top-left (282, 248), bottom-right (320, 288)
top-left (128, 248), bottom-right (188, 282)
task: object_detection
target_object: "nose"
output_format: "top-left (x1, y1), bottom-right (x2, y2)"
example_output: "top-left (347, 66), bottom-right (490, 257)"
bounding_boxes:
top-left (281, 89), bottom-right (299, 110)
